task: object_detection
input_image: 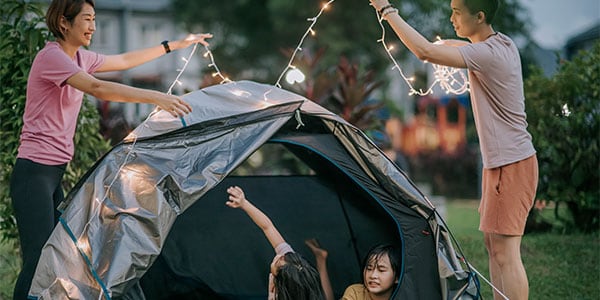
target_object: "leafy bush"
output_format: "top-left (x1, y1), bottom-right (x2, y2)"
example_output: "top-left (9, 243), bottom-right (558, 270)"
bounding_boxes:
top-left (0, 0), bottom-right (110, 241)
top-left (524, 42), bottom-right (600, 232)
top-left (410, 145), bottom-right (480, 198)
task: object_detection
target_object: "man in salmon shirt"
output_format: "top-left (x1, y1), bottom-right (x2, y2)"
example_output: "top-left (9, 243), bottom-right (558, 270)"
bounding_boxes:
top-left (367, 0), bottom-right (538, 299)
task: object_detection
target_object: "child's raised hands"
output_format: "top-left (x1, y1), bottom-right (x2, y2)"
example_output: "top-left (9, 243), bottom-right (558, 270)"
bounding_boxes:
top-left (226, 186), bottom-right (247, 209)
top-left (305, 238), bottom-right (328, 260)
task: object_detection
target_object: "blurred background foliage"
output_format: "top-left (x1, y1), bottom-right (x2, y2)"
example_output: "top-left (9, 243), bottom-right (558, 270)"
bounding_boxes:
top-left (173, 0), bottom-right (532, 83)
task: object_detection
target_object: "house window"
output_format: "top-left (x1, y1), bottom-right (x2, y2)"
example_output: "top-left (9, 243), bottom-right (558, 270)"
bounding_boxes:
top-left (94, 19), bottom-right (111, 47)
top-left (446, 98), bottom-right (459, 124)
top-left (141, 23), bottom-right (162, 47)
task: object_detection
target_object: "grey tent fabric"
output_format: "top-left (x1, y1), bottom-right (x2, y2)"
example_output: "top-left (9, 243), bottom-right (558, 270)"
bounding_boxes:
top-left (29, 80), bottom-right (478, 299)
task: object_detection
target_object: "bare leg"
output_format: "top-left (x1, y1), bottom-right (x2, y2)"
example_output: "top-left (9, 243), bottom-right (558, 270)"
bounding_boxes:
top-left (484, 233), bottom-right (504, 298)
top-left (305, 239), bottom-right (334, 300)
top-left (484, 232), bottom-right (528, 300)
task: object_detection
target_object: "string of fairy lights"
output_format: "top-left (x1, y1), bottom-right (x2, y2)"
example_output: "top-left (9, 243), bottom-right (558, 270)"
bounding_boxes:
top-left (373, 6), bottom-right (469, 96)
top-left (274, 0), bottom-right (335, 88)
top-left (75, 4), bottom-right (473, 297)
top-left (166, 43), bottom-right (198, 95)
top-left (166, 0), bottom-right (469, 97)
top-left (167, 43), bottom-right (232, 95)
top-left (202, 44), bottom-right (232, 84)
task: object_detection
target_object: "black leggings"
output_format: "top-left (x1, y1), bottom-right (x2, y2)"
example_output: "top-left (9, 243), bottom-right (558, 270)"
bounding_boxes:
top-left (10, 158), bottom-right (66, 300)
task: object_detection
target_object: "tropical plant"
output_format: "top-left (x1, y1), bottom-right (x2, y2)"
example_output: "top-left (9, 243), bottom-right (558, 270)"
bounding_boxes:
top-left (331, 57), bottom-right (383, 129)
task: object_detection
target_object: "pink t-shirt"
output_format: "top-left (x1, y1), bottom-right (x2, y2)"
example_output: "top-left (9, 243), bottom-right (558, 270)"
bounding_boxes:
top-left (274, 242), bottom-right (294, 255)
top-left (458, 33), bottom-right (536, 169)
top-left (17, 42), bottom-right (105, 165)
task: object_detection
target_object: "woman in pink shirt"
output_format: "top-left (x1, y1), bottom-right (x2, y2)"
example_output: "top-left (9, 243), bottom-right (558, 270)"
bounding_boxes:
top-left (9, 0), bottom-right (211, 298)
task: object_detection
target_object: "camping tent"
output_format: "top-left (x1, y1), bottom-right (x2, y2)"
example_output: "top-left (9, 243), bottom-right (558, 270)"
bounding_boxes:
top-left (29, 80), bottom-right (479, 299)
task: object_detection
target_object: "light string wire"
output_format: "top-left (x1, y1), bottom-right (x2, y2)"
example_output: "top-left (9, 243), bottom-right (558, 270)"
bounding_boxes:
top-left (373, 6), bottom-right (469, 96)
top-left (202, 44), bottom-right (231, 84)
top-left (375, 9), bottom-right (432, 96)
top-left (104, 42), bottom-right (228, 200)
top-left (275, 0), bottom-right (335, 88)
top-left (104, 41), bottom-right (203, 201)
top-left (167, 43), bottom-right (198, 95)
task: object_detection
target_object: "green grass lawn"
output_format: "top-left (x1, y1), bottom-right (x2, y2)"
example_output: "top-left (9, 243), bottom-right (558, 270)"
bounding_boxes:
top-left (446, 199), bottom-right (600, 300)
top-left (0, 200), bottom-right (598, 299)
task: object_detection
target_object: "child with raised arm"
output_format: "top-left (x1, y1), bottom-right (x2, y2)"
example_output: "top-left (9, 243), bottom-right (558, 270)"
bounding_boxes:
top-left (226, 186), bottom-right (325, 300)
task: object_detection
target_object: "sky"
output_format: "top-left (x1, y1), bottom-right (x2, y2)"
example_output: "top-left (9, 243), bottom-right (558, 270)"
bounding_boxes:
top-left (520, 0), bottom-right (600, 49)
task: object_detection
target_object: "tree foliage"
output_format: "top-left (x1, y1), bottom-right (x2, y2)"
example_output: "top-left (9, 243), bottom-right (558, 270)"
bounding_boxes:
top-left (173, 0), bottom-right (532, 83)
top-left (524, 42), bottom-right (600, 232)
top-left (0, 0), bottom-right (111, 241)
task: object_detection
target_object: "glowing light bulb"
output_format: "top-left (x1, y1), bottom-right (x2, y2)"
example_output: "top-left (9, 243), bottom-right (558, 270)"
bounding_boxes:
top-left (275, 0), bottom-right (335, 87)
top-left (562, 104), bottom-right (571, 116)
top-left (285, 68), bottom-right (306, 84)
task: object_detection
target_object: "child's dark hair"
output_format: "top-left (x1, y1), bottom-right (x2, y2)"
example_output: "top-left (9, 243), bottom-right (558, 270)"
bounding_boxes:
top-left (272, 252), bottom-right (325, 300)
top-left (360, 244), bottom-right (401, 284)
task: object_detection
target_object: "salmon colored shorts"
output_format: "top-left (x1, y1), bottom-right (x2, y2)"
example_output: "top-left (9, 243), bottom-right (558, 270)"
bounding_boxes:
top-left (479, 155), bottom-right (538, 236)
